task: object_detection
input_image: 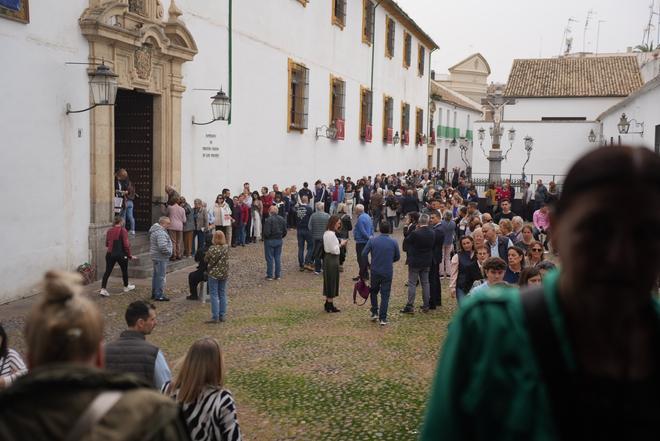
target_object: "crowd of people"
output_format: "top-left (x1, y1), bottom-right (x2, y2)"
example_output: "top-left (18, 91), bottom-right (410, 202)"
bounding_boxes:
top-left (2, 146), bottom-right (657, 440)
top-left (106, 166), bottom-right (562, 326)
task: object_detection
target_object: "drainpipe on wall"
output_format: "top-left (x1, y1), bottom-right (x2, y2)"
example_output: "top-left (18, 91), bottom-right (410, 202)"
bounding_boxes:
top-left (228, 0), bottom-right (233, 125)
top-left (369, 0), bottom-right (384, 124)
top-left (427, 47), bottom-right (436, 165)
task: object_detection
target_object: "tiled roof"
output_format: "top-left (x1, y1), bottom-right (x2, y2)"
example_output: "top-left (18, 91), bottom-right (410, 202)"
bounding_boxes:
top-left (431, 81), bottom-right (482, 113)
top-left (504, 56), bottom-right (643, 98)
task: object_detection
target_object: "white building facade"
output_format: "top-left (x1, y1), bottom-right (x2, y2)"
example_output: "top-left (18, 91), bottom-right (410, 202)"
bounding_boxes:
top-left (472, 56), bottom-right (644, 183)
top-left (0, 0), bottom-right (437, 303)
top-left (429, 81), bottom-right (482, 173)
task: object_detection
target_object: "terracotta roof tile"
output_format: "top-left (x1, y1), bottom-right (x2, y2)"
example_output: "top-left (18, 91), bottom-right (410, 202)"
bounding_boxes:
top-left (504, 56), bottom-right (643, 97)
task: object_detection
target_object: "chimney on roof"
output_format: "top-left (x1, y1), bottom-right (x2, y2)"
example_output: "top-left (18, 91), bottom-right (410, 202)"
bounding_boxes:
top-left (431, 70), bottom-right (435, 80)
top-left (627, 46), bottom-right (633, 53)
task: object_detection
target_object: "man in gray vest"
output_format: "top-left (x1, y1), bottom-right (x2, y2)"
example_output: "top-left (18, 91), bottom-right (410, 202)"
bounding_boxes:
top-left (105, 300), bottom-right (171, 389)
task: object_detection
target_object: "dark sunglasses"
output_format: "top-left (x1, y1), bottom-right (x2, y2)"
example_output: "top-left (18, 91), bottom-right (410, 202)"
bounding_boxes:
top-left (531, 248), bottom-right (543, 252)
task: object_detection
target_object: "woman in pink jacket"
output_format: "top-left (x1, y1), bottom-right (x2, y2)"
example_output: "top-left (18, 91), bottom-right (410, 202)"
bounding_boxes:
top-left (167, 197), bottom-right (186, 260)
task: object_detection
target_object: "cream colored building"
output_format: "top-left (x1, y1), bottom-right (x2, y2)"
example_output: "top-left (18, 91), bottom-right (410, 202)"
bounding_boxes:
top-left (437, 53), bottom-right (490, 103)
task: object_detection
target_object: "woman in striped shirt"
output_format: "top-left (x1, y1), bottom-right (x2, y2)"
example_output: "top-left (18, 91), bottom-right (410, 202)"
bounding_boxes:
top-left (163, 338), bottom-right (241, 441)
top-left (0, 323), bottom-right (27, 389)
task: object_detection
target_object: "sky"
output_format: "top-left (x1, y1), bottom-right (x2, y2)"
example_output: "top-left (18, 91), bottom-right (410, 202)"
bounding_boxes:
top-left (394, 0), bottom-right (657, 83)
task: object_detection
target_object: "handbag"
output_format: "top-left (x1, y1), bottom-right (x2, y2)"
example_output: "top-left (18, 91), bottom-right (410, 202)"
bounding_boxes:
top-left (110, 228), bottom-right (127, 259)
top-left (352, 278), bottom-right (371, 306)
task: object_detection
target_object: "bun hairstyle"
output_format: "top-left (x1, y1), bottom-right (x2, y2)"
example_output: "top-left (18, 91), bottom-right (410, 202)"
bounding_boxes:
top-left (25, 271), bottom-right (103, 367)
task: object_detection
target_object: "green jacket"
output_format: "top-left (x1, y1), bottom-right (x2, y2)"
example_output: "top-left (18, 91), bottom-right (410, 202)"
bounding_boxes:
top-left (420, 271), bottom-right (569, 440)
top-left (0, 364), bottom-right (190, 441)
top-left (421, 271), bottom-right (660, 440)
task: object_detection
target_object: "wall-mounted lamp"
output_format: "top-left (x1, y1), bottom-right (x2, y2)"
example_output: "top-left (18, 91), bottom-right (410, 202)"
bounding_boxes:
top-left (617, 113), bottom-right (644, 137)
top-left (192, 88), bottom-right (231, 125)
top-left (66, 62), bottom-right (118, 114)
top-left (587, 129), bottom-right (597, 143)
top-left (450, 138), bottom-right (457, 147)
top-left (393, 131), bottom-right (400, 146)
top-left (315, 122), bottom-right (337, 140)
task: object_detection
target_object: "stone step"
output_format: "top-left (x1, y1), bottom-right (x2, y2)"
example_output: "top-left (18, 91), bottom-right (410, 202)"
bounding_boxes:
top-left (109, 252), bottom-right (195, 279)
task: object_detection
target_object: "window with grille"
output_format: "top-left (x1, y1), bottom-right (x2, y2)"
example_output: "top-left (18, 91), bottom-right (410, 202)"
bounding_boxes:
top-left (383, 95), bottom-right (393, 141)
top-left (360, 87), bottom-right (373, 139)
top-left (416, 107), bottom-right (424, 144)
top-left (385, 16), bottom-right (395, 58)
top-left (333, 0), bottom-right (346, 28)
top-left (401, 102), bottom-right (410, 144)
top-left (418, 44), bottom-right (425, 76)
top-left (288, 60), bottom-right (309, 131)
top-left (330, 76), bottom-right (345, 122)
top-left (403, 32), bottom-right (412, 68)
top-left (362, 0), bottom-right (375, 44)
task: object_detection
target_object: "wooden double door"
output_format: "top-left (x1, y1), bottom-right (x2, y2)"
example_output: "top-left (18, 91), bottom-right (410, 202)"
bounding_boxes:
top-left (114, 89), bottom-right (154, 231)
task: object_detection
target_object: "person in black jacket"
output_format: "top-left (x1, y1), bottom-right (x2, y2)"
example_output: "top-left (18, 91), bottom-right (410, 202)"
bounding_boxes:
top-left (401, 189), bottom-right (420, 216)
top-left (429, 210), bottom-right (445, 309)
top-left (401, 213), bottom-right (435, 314)
top-left (187, 232), bottom-right (213, 300)
top-left (263, 206), bottom-right (287, 280)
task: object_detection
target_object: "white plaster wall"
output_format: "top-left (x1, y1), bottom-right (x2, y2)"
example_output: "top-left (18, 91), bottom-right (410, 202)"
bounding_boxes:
top-left (175, 0), bottom-right (431, 206)
top-left (504, 97), bottom-right (623, 121)
top-left (471, 120), bottom-right (601, 181)
top-left (600, 84), bottom-right (660, 153)
top-left (430, 100), bottom-right (480, 172)
top-left (0, 0), bottom-right (91, 303)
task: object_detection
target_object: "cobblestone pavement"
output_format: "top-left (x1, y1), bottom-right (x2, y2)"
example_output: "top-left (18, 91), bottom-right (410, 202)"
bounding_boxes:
top-left (1, 227), bottom-right (456, 441)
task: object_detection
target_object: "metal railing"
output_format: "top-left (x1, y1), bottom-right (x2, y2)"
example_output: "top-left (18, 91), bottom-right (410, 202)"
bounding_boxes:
top-left (468, 173), bottom-right (565, 195)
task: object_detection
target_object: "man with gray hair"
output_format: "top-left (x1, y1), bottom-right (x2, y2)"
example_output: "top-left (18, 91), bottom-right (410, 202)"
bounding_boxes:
top-left (353, 203), bottom-right (374, 281)
top-left (149, 216), bottom-right (173, 301)
top-left (309, 202), bottom-right (331, 274)
top-left (401, 213), bottom-right (435, 313)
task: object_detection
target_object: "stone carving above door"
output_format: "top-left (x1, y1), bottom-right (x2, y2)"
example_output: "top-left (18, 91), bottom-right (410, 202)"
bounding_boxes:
top-left (79, 0), bottom-right (197, 93)
top-left (134, 45), bottom-right (152, 80)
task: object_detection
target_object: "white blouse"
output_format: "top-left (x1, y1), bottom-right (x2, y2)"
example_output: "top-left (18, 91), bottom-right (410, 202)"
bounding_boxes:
top-left (323, 230), bottom-right (341, 255)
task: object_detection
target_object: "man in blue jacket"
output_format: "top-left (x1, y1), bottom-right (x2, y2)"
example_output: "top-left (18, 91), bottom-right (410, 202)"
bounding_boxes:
top-left (362, 220), bottom-right (400, 325)
top-left (353, 204), bottom-right (374, 281)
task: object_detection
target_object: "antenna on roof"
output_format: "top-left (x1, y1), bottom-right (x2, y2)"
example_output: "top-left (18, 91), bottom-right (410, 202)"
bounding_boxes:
top-left (641, 0), bottom-right (658, 47)
top-left (583, 9), bottom-right (595, 52)
top-left (596, 20), bottom-right (606, 54)
top-left (560, 17), bottom-right (579, 56)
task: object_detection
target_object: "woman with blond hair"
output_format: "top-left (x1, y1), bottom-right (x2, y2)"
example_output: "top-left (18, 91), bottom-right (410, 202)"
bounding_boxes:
top-left (163, 338), bottom-right (241, 441)
top-left (204, 230), bottom-right (230, 323)
top-left (0, 271), bottom-right (188, 440)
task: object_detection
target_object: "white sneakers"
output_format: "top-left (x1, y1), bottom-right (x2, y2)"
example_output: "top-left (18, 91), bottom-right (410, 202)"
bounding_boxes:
top-left (100, 284), bottom-right (135, 297)
top-left (379, 320), bottom-right (388, 326)
top-left (370, 314), bottom-right (378, 322)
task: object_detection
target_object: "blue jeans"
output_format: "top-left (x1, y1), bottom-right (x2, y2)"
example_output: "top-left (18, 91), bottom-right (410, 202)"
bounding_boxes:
top-left (237, 224), bottom-right (246, 245)
top-left (208, 276), bottom-right (227, 320)
top-left (297, 229), bottom-right (313, 267)
top-left (264, 238), bottom-right (283, 278)
top-left (456, 288), bottom-right (467, 306)
top-left (151, 260), bottom-right (167, 299)
top-left (123, 200), bottom-right (135, 231)
top-left (370, 272), bottom-right (392, 321)
top-left (193, 230), bottom-right (206, 255)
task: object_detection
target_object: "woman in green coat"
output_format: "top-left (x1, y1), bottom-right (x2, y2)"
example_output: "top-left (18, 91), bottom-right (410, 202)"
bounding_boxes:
top-left (421, 146), bottom-right (660, 440)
